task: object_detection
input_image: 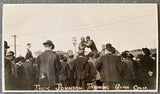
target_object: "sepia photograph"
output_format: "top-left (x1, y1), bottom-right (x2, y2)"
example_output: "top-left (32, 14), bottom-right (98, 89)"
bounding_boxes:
top-left (2, 4), bottom-right (158, 92)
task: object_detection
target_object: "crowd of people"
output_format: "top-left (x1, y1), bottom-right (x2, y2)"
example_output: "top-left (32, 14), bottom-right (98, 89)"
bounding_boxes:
top-left (4, 36), bottom-right (157, 90)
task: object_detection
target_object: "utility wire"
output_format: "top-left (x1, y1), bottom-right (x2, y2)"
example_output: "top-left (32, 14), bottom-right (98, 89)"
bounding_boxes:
top-left (51, 12), bottom-right (155, 33)
top-left (14, 9), bottom-right (155, 36)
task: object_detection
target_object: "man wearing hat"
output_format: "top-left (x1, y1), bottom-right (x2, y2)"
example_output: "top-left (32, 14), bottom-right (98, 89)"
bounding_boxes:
top-left (4, 41), bottom-right (10, 56)
top-left (106, 43), bottom-right (120, 56)
top-left (5, 51), bottom-right (14, 90)
top-left (96, 43), bottom-right (123, 90)
top-left (138, 48), bottom-right (155, 89)
top-left (72, 50), bottom-right (89, 90)
top-left (66, 50), bottom-right (76, 86)
top-left (25, 43), bottom-right (33, 60)
top-left (37, 40), bottom-right (61, 89)
top-left (6, 51), bottom-right (15, 76)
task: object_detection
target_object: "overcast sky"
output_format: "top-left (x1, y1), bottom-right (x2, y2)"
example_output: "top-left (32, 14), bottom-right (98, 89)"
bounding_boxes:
top-left (3, 4), bottom-right (158, 57)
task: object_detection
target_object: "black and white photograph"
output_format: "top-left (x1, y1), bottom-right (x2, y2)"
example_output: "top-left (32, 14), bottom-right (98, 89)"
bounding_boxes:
top-left (2, 4), bottom-right (158, 92)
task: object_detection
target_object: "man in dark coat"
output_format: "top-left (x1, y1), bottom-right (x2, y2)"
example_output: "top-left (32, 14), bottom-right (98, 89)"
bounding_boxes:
top-left (58, 55), bottom-right (70, 87)
top-left (37, 40), bottom-right (61, 89)
top-left (86, 52), bottom-right (97, 84)
top-left (23, 58), bottom-right (35, 89)
top-left (121, 52), bottom-right (136, 88)
top-left (138, 48), bottom-right (155, 89)
top-left (67, 52), bottom-right (76, 86)
top-left (25, 43), bottom-right (33, 60)
top-left (5, 51), bottom-right (14, 90)
top-left (96, 43), bottom-right (123, 90)
top-left (14, 56), bottom-right (26, 90)
top-left (72, 50), bottom-right (88, 90)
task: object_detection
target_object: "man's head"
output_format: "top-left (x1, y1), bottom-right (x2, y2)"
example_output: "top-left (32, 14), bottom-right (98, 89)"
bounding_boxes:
top-left (68, 54), bottom-right (74, 59)
top-left (15, 56), bottom-right (25, 64)
top-left (27, 43), bottom-right (31, 49)
top-left (128, 54), bottom-right (134, 59)
top-left (86, 36), bottom-right (90, 41)
top-left (142, 48), bottom-right (151, 56)
top-left (95, 52), bottom-right (100, 58)
top-left (88, 52), bottom-right (94, 59)
top-left (105, 43), bottom-right (113, 53)
top-left (43, 40), bottom-right (54, 50)
top-left (124, 50), bottom-right (129, 54)
top-left (81, 37), bottom-right (85, 42)
top-left (68, 50), bottom-right (74, 59)
top-left (4, 41), bottom-right (10, 56)
top-left (78, 50), bottom-right (84, 56)
top-left (6, 51), bottom-right (14, 60)
top-left (121, 52), bottom-right (128, 58)
top-left (59, 55), bottom-right (64, 60)
top-left (15, 57), bottom-right (22, 63)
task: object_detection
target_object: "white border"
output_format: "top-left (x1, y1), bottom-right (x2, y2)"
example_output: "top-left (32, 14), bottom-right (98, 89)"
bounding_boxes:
top-left (155, 3), bottom-right (159, 92)
top-left (2, 3), bottom-right (159, 92)
top-left (2, 4), bottom-right (4, 91)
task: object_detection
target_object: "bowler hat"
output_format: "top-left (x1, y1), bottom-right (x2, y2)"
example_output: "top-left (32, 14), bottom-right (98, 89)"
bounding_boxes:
top-left (15, 56), bottom-right (25, 63)
top-left (4, 41), bottom-right (10, 49)
top-left (142, 48), bottom-right (151, 55)
top-left (122, 52), bottom-right (128, 58)
top-left (43, 40), bottom-right (54, 49)
top-left (6, 51), bottom-right (14, 56)
top-left (106, 43), bottom-right (113, 51)
top-left (106, 43), bottom-right (112, 48)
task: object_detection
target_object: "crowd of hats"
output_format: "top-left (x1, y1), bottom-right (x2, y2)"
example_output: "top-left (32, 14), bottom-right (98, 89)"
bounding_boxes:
top-left (5, 40), bottom-right (154, 58)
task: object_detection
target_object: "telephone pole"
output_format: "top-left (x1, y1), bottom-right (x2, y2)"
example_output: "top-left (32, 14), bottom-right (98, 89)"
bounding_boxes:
top-left (72, 37), bottom-right (77, 58)
top-left (11, 35), bottom-right (18, 57)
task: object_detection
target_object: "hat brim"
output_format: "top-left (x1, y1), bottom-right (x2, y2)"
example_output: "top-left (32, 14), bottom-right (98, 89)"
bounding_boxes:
top-left (43, 43), bottom-right (54, 47)
top-left (6, 55), bottom-right (12, 56)
top-left (43, 43), bottom-right (47, 45)
top-left (6, 46), bottom-right (10, 49)
top-left (6, 53), bottom-right (13, 56)
top-left (43, 42), bottom-right (52, 45)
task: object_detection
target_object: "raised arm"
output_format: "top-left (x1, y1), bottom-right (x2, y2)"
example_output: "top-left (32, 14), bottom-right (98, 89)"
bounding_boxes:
top-left (83, 40), bottom-right (92, 47)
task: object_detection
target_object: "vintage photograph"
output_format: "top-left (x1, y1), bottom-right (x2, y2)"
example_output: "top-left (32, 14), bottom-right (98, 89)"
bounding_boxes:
top-left (2, 4), bottom-right (158, 92)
